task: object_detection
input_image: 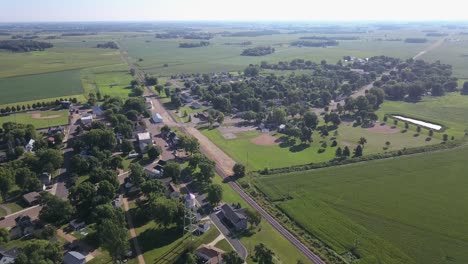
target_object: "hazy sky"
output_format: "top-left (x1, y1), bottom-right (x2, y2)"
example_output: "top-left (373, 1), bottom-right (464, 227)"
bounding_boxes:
top-left (2, 0), bottom-right (467, 22)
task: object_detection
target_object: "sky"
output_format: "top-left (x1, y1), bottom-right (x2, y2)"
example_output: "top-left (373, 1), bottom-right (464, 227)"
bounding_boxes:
top-left (1, 0), bottom-right (467, 22)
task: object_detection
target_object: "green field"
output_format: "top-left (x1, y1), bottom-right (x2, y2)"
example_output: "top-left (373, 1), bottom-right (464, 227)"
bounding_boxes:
top-left (81, 64), bottom-right (134, 98)
top-left (254, 145), bottom-right (468, 264)
top-left (0, 110), bottom-right (69, 129)
top-left (0, 70), bottom-right (83, 105)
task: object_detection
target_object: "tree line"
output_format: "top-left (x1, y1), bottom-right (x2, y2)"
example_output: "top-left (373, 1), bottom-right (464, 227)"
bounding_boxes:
top-left (179, 41), bottom-right (210, 48)
top-left (0, 39), bottom-right (53, 52)
top-left (241, 46), bottom-right (275, 56)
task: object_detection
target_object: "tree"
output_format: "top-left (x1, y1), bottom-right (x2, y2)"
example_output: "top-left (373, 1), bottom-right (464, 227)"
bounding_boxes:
top-left (147, 145), bottom-right (161, 160)
top-left (121, 140), bottom-right (134, 154)
top-left (39, 193), bottom-right (74, 227)
top-left (254, 243), bottom-right (274, 264)
top-left (179, 136), bottom-right (199, 155)
top-left (0, 170), bottom-right (13, 201)
top-left (443, 134), bottom-right (449, 141)
top-left (198, 161), bottom-right (215, 183)
top-left (244, 65), bottom-right (260, 77)
top-left (335, 146), bottom-right (343, 157)
top-left (233, 163), bottom-right (246, 177)
top-left (141, 179), bottom-right (165, 196)
top-left (36, 148), bottom-right (64, 173)
top-left (129, 163), bottom-right (145, 186)
top-left (164, 162), bottom-right (181, 183)
top-left (429, 130), bottom-right (434, 137)
top-left (98, 219), bottom-right (130, 262)
top-left (245, 208), bottom-right (262, 227)
top-left (416, 126), bottom-right (421, 133)
top-left (271, 108), bottom-right (286, 126)
top-left (207, 184), bottom-right (223, 206)
top-left (303, 111), bottom-right (318, 129)
top-left (148, 196), bottom-right (181, 227)
top-left (358, 137), bottom-right (367, 146)
top-left (217, 112), bottom-right (225, 125)
top-left (97, 180), bottom-right (117, 201)
top-left (0, 228), bottom-right (9, 244)
top-left (15, 167), bottom-right (35, 188)
top-left (354, 145), bottom-right (363, 157)
top-left (164, 87), bottom-right (171, 98)
top-left (223, 251), bottom-right (244, 264)
top-left (343, 146), bottom-right (351, 157)
top-left (299, 127), bottom-right (312, 144)
top-left (461, 81), bottom-right (468, 95)
top-left (15, 240), bottom-right (63, 264)
top-left (155, 85), bottom-right (163, 95)
top-left (171, 94), bottom-right (182, 108)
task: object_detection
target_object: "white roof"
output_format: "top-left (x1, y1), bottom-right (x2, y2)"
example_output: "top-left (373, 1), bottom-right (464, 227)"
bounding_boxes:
top-left (81, 115), bottom-right (93, 120)
top-left (185, 193), bottom-right (196, 201)
top-left (137, 132), bottom-right (151, 141)
top-left (153, 113), bottom-right (163, 119)
top-left (26, 139), bottom-right (35, 146)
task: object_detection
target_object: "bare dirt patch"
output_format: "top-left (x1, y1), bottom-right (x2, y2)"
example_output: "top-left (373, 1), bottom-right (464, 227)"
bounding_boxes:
top-left (31, 112), bottom-right (63, 119)
top-left (223, 133), bottom-right (237, 140)
top-left (366, 124), bottom-right (400, 134)
top-left (251, 133), bottom-right (281, 146)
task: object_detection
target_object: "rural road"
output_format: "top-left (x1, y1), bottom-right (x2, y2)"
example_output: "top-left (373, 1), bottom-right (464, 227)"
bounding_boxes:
top-left (120, 46), bottom-right (326, 264)
top-left (413, 36), bottom-right (447, 60)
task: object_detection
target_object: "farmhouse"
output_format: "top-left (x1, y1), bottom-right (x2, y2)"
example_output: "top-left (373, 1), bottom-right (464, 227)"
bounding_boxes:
top-left (195, 245), bottom-right (225, 264)
top-left (218, 204), bottom-right (247, 231)
top-left (80, 114), bottom-right (93, 125)
top-left (137, 132), bottom-right (153, 153)
top-left (152, 113), bottom-right (163, 123)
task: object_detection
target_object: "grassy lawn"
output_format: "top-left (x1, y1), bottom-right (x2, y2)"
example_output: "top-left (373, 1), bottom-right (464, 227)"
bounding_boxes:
top-left (214, 239), bottom-right (234, 252)
top-left (212, 176), bottom-right (312, 264)
top-left (0, 69), bottom-right (83, 105)
top-left (0, 109), bottom-right (69, 129)
top-left (81, 64), bottom-right (135, 99)
top-left (254, 145), bottom-right (468, 264)
top-left (377, 93), bottom-right (468, 139)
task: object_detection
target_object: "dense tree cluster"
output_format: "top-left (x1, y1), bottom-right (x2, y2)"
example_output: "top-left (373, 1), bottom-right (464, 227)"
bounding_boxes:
top-left (300, 36), bottom-right (359, 40)
top-left (224, 30), bottom-right (280, 37)
top-left (0, 97), bottom-right (78, 114)
top-left (290, 40), bottom-right (339, 47)
top-left (0, 40), bottom-right (53, 52)
top-left (155, 31), bottom-right (214, 40)
top-left (223, 41), bottom-right (252, 46)
top-left (179, 41), bottom-right (210, 48)
top-left (96, 41), bottom-right (118, 49)
top-left (404, 38), bottom-right (428, 43)
top-left (241, 46), bottom-right (275, 56)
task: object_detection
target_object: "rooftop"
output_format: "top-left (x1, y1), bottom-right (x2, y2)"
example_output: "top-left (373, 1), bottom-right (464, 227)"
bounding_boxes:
top-left (137, 132), bottom-right (151, 141)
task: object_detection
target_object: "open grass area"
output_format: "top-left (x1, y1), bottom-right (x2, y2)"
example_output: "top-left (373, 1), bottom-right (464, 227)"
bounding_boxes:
top-left (254, 145), bottom-right (468, 264)
top-left (81, 64), bottom-right (134, 99)
top-left (377, 93), bottom-right (468, 138)
top-left (0, 69), bottom-right (83, 105)
top-left (0, 109), bottom-right (69, 129)
top-left (214, 239), bottom-right (233, 252)
top-left (212, 176), bottom-right (312, 264)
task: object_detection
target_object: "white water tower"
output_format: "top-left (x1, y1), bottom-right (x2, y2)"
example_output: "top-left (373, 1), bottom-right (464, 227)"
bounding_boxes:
top-left (185, 193), bottom-right (196, 209)
top-left (183, 193), bottom-right (198, 240)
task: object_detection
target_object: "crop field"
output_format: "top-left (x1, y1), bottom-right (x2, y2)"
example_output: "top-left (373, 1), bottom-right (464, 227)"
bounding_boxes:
top-left (200, 120), bottom-right (440, 171)
top-left (0, 69), bottom-right (83, 105)
top-left (120, 29), bottom-right (434, 76)
top-left (377, 93), bottom-right (468, 138)
top-left (0, 110), bottom-right (69, 129)
top-left (81, 64), bottom-right (134, 98)
top-left (254, 145), bottom-right (468, 264)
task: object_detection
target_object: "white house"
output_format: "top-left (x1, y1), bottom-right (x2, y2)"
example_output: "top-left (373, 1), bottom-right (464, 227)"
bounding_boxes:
top-left (25, 139), bottom-right (35, 152)
top-left (152, 113), bottom-right (163, 123)
top-left (137, 132), bottom-right (153, 153)
top-left (80, 114), bottom-right (93, 125)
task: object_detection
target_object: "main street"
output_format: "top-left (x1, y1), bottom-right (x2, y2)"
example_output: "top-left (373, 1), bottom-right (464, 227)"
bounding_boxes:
top-left (120, 48), bottom-right (326, 264)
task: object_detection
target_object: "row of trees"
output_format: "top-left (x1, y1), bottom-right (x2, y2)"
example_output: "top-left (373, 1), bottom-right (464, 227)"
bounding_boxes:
top-left (0, 39), bottom-right (53, 52)
top-left (241, 46), bottom-right (275, 56)
top-left (0, 97), bottom-right (78, 114)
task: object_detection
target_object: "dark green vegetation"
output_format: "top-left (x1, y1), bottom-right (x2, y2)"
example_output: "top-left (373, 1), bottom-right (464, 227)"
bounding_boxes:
top-left (241, 46), bottom-right (275, 56)
top-left (179, 41), bottom-right (210, 48)
top-left (290, 40), bottom-right (339, 47)
top-left (0, 69), bottom-right (82, 104)
top-left (254, 145), bottom-right (468, 264)
top-left (0, 39), bottom-right (53, 52)
top-left (96, 41), bottom-right (119, 49)
top-left (404, 38), bottom-right (428, 43)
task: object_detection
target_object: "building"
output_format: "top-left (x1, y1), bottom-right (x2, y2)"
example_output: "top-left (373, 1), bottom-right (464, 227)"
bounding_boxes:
top-left (22, 192), bottom-right (40, 206)
top-left (69, 219), bottom-right (85, 231)
top-left (181, 93), bottom-right (193, 103)
top-left (64, 251), bottom-right (86, 264)
top-left (92, 105), bottom-right (105, 116)
top-left (39, 172), bottom-right (51, 186)
top-left (25, 139), bottom-right (35, 152)
top-left (191, 102), bottom-right (202, 109)
top-left (137, 132), bottom-right (153, 153)
top-left (195, 245), bottom-right (225, 264)
top-left (218, 204), bottom-right (247, 231)
top-left (168, 182), bottom-right (180, 199)
top-left (60, 101), bottom-right (72, 109)
top-left (80, 114), bottom-right (93, 125)
top-left (152, 113), bottom-right (163, 123)
top-left (197, 221), bottom-right (211, 234)
top-left (144, 167), bottom-right (162, 179)
top-left (0, 249), bottom-right (18, 264)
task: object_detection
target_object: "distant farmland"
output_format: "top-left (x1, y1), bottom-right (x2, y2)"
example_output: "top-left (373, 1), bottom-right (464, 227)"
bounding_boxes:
top-left (254, 145), bottom-right (468, 264)
top-left (0, 69), bottom-right (83, 104)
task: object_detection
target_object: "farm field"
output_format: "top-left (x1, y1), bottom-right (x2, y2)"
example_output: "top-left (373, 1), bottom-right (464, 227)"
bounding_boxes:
top-left (0, 69), bottom-right (83, 105)
top-left (377, 93), bottom-right (468, 138)
top-left (0, 110), bottom-right (69, 129)
top-left (81, 64), bottom-right (134, 98)
top-left (254, 144), bottom-right (468, 264)
top-left (119, 30), bottom-right (434, 76)
top-left (200, 120), bottom-right (440, 171)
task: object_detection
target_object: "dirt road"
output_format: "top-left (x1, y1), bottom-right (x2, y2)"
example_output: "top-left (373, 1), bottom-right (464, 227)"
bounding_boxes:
top-left (413, 36), bottom-right (447, 60)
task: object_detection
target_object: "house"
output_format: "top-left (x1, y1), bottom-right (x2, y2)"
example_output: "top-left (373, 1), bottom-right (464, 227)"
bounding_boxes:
top-left (137, 132), bottom-right (153, 153)
top-left (152, 113), bottom-right (163, 123)
top-left (218, 204), bottom-right (247, 231)
top-left (278, 124), bottom-right (286, 132)
top-left (22, 192), bottom-right (40, 206)
top-left (92, 105), bottom-right (105, 116)
top-left (191, 102), bottom-right (202, 109)
top-left (144, 167), bottom-right (162, 179)
top-left (195, 245), bottom-right (225, 264)
top-left (11, 215), bottom-right (35, 239)
top-left (80, 114), bottom-right (93, 125)
top-left (157, 159), bottom-right (167, 166)
top-left (25, 139), bottom-right (35, 152)
top-left (39, 172), bottom-right (51, 186)
top-left (64, 251), bottom-right (86, 264)
top-left (181, 93), bottom-right (193, 103)
top-left (0, 249), bottom-right (19, 264)
top-left (168, 132), bottom-right (179, 147)
top-left (146, 100), bottom-right (153, 110)
top-left (168, 183), bottom-right (180, 199)
top-left (47, 126), bottom-right (64, 135)
top-left (196, 112), bottom-right (208, 122)
top-left (112, 196), bottom-right (123, 209)
top-left (69, 219), bottom-right (85, 231)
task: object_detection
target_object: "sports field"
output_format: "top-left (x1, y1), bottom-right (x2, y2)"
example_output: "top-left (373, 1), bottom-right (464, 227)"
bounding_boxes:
top-left (0, 110), bottom-right (69, 129)
top-left (0, 69), bottom-right (83, 105)
top-left (254, 145), bottom-right (468, 264)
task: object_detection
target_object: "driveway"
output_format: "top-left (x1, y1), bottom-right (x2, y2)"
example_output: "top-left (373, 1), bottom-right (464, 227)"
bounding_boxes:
top-left (210, 212), bottom-right (248, 259)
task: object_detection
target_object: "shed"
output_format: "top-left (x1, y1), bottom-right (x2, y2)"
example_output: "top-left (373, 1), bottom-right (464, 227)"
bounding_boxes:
top-left (39, 172), bottom-right (51, 186)
top-left (80, 114), bottom-right (93, 125)
top-left (64, 251), bottom-right (86, 264)
top-left (152, 113), bottom-right (163, 123)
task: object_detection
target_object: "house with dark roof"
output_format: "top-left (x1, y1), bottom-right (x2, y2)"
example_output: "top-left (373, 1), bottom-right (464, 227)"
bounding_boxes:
top-left (195, 244), bottom-right (225, 264)
top-left (64, 251), bottom-right (86, 264)
top-left (218, 204), bottom-right (247, 231)
top-left (22, 192), bottom-right (40, 206)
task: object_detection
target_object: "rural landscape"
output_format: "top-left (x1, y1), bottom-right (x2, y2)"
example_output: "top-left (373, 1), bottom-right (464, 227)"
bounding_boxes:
top-left (0, 1), bottom-right (468, 264)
